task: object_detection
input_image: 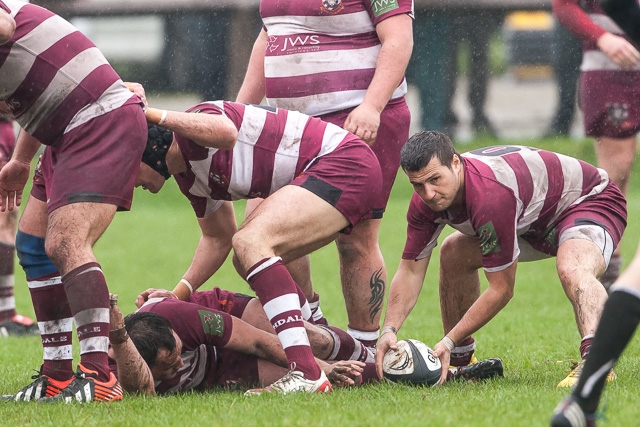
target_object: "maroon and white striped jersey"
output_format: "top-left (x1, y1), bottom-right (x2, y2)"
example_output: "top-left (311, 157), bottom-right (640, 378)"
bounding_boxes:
top-left (403, 146), bottom-right (619, 271)
top-left (0, 0), bottom-right (139, 145)
top-left (259, 0), bottom-right (414, 116)
top-left (174, 101), bottom-right (360, 218)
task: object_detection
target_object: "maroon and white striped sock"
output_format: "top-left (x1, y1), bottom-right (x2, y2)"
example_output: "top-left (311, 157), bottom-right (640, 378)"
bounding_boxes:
top-left (28, 272), bottom-right (73, 381)
top-left (0, 242), bottom-right (16, 322)
top-left (63, 262), bottom-right (110, 381)
top-left (247, 257), bottom-right (320, 380)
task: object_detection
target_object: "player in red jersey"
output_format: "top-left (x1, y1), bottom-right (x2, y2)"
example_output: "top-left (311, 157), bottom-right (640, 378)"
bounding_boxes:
top-left (375, 132), bottom-right (626, 390)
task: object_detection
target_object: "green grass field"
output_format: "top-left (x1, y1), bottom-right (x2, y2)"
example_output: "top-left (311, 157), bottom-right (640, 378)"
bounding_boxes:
top-left (1, 136), bottom-right (639, 426)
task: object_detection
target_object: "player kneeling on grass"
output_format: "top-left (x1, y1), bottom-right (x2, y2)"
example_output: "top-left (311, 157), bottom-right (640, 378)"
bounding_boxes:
top-left (376, 131), bottom-right (627, 387)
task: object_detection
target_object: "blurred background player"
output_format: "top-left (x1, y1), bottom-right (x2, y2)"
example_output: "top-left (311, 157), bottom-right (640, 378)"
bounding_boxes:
top-left (551, 0), bottom-right (640, 425)
top-left (553, 0), bottom-right (640, 289)
top-left (235, 0), bottom-right (414, 346)
top-left (0, 116), bottom-right (37, 336)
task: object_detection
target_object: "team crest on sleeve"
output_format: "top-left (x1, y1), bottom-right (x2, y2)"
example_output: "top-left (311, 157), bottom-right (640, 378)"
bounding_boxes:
top-left (321, 0), bottom-right (344, 13)
top-left (198, 310), bottom-right (224, 337)
top-left (370, 0), bottom-right (400, 17)
top-left (477, 221), bottom-right (501, 255)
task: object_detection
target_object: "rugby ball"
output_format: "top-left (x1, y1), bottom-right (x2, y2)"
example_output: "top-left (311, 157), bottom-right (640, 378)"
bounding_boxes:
top-left (382, 339), bottom-right (442, 386)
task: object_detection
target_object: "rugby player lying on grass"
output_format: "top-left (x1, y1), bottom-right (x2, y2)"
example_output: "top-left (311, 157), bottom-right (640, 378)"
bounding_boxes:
top-left (109, 289), bottom-right (374, 395)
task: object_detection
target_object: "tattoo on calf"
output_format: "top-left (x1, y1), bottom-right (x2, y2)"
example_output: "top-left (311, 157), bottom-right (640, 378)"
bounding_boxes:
top-left (368, 267), bottom-right (385, 323)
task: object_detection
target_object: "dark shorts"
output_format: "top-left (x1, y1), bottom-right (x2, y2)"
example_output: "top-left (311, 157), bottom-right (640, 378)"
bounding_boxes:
top-left (290, 137), bottom-right (384, 232)
top-left (320, 98), bottom-right (411, 210)
top-left (213, 347), bottom-right (261, 390)
top-left (580, 70), bottom-right (640, 138)
top-left (187, 287), bottom-right (254, 319)
top-left (29, 104), bottom-right (147, 213)
top-left (0, 119), bottom-right (14, 165)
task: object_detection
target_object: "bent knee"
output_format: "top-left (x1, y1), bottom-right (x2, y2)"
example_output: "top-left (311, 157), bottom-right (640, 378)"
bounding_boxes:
top-left (440, 233), bottom-right (482, 269)
top-left (16, 230), bottom-right (58, 278)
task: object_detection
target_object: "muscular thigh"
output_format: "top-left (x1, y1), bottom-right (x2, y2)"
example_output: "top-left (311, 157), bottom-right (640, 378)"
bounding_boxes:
top-left (240, 185), bottom-right (347, 262)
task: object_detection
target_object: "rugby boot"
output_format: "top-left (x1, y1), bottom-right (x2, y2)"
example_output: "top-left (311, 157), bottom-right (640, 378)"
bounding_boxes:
top-left (449, 357), bottom-right (504, 382)
top-left (0, 314), bottom-right (40, 337)
top-left (1, 367), bottom-right (72, 401)
top-left (557, 360), bottom-right (616, 388)
top-left (244, 370), bottom-right (332, 395)
top-left (39, 364), bottom-right (123, 403)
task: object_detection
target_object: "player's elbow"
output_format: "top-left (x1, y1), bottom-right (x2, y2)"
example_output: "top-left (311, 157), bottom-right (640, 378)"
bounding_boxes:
top-left (218, 124), bottom-right (237, 150)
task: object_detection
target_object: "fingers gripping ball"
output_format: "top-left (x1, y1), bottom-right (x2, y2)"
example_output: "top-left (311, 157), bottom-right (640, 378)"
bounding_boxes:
top-left (382, 339), bottom-right (442, 386)
top-left (143, 123), bottom-right (173, 179)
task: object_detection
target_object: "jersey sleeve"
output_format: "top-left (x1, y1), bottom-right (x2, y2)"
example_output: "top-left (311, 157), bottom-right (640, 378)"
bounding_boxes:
top-left (402, 192), bottom-right (444, 260)
top-left (365, 0), bottom-right (415, 26)
top-left (552, 0), bottom-right (607, 42)
top-left (144, 299), bottom-right (234, 350)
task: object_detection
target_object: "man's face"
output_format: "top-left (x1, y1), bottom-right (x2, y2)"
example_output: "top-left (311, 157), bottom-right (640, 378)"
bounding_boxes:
top-left (406, 154), bottom-right (463, 212)
top-left (136, 163), bottom-right (166, 194)
top-left (150, 330), bottom-right (184, 381)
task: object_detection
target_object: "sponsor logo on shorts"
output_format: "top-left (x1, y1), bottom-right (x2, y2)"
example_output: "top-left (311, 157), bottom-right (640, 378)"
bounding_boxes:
top-left (370, 0), bottom-right (399, 17)
top-left (199, 310), bottom-right (224, 337)
top-left (321, 0), bottom-right (344, 13)
top-left (477, 221), bottom-right (501, 255)
top-left (606, 103), bottom-right (629, 127)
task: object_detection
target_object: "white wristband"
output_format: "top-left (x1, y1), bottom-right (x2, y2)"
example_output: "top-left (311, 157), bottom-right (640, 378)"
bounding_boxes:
top-left (158, 110), bottom-right (168, 127)
top-left (179, 278), bottom-right (194, 295)
top-left (441, 336), bottom-right (455, 352)
top-left (380, 325), bottom-right (397, 336)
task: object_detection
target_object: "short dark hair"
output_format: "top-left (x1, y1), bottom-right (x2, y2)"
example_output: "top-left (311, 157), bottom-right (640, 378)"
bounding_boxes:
top-left (124, 311), bottom-right (176, 367)
top-left (400, 131), bottom-right (460, 172)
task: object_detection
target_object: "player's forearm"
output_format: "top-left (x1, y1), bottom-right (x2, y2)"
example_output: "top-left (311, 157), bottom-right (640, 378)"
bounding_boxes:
top-left (109, 295), bottom-right (155, 395)
top-left (0, 11), bottom-right (15, 45)
top-left (235, 29), bottom-right (267, 104)
top-left (13, 130), bottom-right (42, 164)
top-left (382, 258), bottom-right (428, 333)
top-left (446, 283), bottom-right (513, 345)
top-left (553, 0), bottom-right (607, 42)
top-left (145, 107), bottom-right (237, 150)
top-left (173, 235), bottom-right (232, 299)
top-left (111, 340), bottom-right (156, 395)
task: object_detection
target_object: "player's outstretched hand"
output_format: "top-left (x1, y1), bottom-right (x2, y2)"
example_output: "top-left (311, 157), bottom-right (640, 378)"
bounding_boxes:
top-left (325, 360), bottom-right (365, 387)
top-left (432, 340), bottom-right (452, 385)
top-left (134, 288), bottom-right (178, 308)
top-left (375, 329), bottom-right (398, 379)
top-left (0, 159), bottom-right (29, 212)
top-left (343, 103), bottom-right (380, 146)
